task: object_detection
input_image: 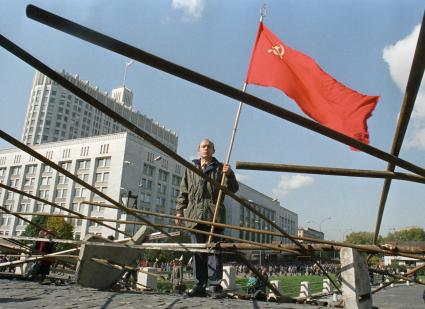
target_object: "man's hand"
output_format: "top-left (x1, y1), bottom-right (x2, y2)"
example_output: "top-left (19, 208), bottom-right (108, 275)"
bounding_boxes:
top-left (175, 213), bottom-right (183, 225)
top-left (223, 163), bottom-right (233, 176)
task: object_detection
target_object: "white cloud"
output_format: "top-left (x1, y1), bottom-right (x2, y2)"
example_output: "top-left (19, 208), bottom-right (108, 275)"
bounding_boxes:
top-left (235, 173), bottom-right (251, 182)
top-left (171, 0), bottom-right (204, 19)
top-left (383, 24), bottom-right (425, 150)
top-left (272, 174), bottom-right (314, 198)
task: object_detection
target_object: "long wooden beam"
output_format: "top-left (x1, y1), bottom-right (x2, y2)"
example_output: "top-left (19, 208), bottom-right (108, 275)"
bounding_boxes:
top-left (22, 4), bottom-right (425, 180)
top-left (374, 12), bottom-right (425, 243)
top-left (236, 162), bottom-right (425, 184)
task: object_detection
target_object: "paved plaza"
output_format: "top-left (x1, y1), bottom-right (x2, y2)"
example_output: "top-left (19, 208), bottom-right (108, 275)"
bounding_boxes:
top-left (0, 278), bottom-right (424, 308)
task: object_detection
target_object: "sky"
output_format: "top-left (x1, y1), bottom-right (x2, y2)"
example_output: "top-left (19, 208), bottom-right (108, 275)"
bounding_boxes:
top-left (0, 0), bottom-right (424, 241)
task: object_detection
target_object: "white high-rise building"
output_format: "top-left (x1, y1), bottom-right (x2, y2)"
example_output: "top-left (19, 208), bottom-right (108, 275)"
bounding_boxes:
top-left (21, 71), bottom-right (177, 152)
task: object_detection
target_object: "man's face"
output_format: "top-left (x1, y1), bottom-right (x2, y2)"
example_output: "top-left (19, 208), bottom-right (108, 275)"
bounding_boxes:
top-left (198, 140), bottom-right (214, 161)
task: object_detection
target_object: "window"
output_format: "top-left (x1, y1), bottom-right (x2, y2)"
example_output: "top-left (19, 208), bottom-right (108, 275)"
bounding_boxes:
top-left (0, 168), bottom-right (6, 177)
top-left (6, 191), bottom-right (14, 200)
top-left (157, 183), bottom-right (167, 194)
top-left (8, 179), bottom-right (19, 188)
top-left (25, 165), bottom-right (37, 175)
top-left (95, 172), bottom-right (109, 182)
top-left (77, 159), bottom-right (90, 170)
top-left (143, 164), bottom-right (154, 176)
top-left (140, 178), bottom-right (152, 190)
top-left (35, 203), bottom-right (46, 212)
top-left (41, 176), bottom-right (52, 186)
top-left (140, 192), bottom-right (151, 203)
top-left (57, 175), bottom-right (69, 185)
top-left (42, 164), bottom-right (52, 173)
top-left (172, 175), bottom-right (181, 186)
top-left (97, 157), bottom-right (111, 168)
top-left (74, 187), bottom-right (88, 198)
top-left (156, 196), bottom-right (166, 207)
top-left (77, 173), bottom-right (89, 182)
top-left (55, 188), bottom-right (68, 198)
top-left (11, 166), bottom-right (21, 176)
top-left (59, 161), bottom-right (72, 171)
top-left (38, 189), bottom-right (49, 199)
top-left (158, 170), bottom-right (169, 182)
top-left (172, 188), bottom-right (180, 198)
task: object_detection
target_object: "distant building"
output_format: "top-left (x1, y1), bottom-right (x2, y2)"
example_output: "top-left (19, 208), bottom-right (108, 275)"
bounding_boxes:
top-left (226, 183), bottom-right (298, 244)
top-left (298, 227), bottom-right (324, 241)
top-left (21, 71), bottom-right (177, 151)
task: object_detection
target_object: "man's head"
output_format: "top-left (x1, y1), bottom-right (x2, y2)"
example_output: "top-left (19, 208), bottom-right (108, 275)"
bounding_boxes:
top-left (198, 139), bottom-right (215, 161)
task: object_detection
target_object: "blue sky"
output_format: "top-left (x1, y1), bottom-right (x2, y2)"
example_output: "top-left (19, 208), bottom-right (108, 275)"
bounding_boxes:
top-left (0, 0), bottom-right (424, 240)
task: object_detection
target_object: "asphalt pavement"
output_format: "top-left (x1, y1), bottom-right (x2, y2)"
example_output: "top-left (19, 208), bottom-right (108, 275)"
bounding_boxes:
top-left (0, 278), bottom-right (424, 308)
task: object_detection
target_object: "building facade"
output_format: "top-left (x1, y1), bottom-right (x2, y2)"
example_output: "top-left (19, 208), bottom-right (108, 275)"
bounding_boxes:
top-left (225, 183), bottom-right (298, 244)
top-left (0, 132), bottom-right (182, 239)
top-left (21, 71), bottom-right (177, 151)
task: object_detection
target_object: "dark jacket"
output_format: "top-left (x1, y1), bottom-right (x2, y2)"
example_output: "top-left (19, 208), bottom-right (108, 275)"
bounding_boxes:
top-left (176, 157), bottom-right (239, 228)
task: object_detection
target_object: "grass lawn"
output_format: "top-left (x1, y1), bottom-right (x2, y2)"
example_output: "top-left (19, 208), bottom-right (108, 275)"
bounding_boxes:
top-left (236, 275), bottom-right (338, 298)
top-left (157, 275), bottom-right (338, 298)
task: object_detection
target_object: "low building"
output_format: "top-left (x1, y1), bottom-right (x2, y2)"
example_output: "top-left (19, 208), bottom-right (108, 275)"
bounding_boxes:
top-left (298, 227), bottom-right (324, 241)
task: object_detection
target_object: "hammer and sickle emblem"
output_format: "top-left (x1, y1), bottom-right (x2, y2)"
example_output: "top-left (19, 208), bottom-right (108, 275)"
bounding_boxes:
top-left (268, 43), bottom-right (285, 59)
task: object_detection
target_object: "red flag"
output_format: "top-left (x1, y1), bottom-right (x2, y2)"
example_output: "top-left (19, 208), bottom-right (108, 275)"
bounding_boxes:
top-left (246, 22), bottom-right (379, 145)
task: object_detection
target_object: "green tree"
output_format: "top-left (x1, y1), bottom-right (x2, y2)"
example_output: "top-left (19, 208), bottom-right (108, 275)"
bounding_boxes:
top-left (22, 215), bottom-right (74, 251)
top-left (22, 215), bottom-right (47, 238)
top-left (45, 217), bottom-right (74, 251)
top-left (345, 231), bottom-right (382, 245)
top-left (384, 227), bottom-right (425, 243)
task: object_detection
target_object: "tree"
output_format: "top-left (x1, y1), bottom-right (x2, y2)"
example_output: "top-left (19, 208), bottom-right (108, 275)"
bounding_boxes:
top-left (45, 217), bottom-right (74, 251)
top-left (22, 215), bottom-right (47, 238)
top-left (22, 215), bottom-right (74, 251)
top-left (383, 227), bottom-right (425, 243)
top-left (344, 232), bottom-right (382, 245)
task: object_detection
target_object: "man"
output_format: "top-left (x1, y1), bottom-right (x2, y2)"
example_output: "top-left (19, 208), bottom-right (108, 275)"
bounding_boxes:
top-left (175, 139), bottom-right (239, 297)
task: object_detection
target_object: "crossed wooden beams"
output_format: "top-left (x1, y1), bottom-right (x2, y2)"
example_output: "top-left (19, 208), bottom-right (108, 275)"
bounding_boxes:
top-left (0, 4), bottom-right (423, 298)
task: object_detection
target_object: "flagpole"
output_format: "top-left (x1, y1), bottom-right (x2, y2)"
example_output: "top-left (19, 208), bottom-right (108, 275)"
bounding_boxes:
top-left (207, 6), bottom-right (266, 246)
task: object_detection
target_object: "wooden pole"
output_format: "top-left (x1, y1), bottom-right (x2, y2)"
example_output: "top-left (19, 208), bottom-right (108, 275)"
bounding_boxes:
top-left (236, 161), bottom-right (425, 184)
top-left (374, 12), bottom-right (425, 243)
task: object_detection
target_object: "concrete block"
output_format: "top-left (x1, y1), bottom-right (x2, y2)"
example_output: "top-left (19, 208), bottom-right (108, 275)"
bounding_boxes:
top-left (221, 266), bottom-right (236, 290)
top-left (267, 280), bottom-right (282, 301)
top-left (323, 278), bottom-right (333, 294)
top-left (137, 267), bottom-right (157, 289)
top-left (299, 281), bottom-right (311, 299)
top-left (340, 248), bottom-right (373, 309)
top-left (76, 225), bottom-right (150, 290)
